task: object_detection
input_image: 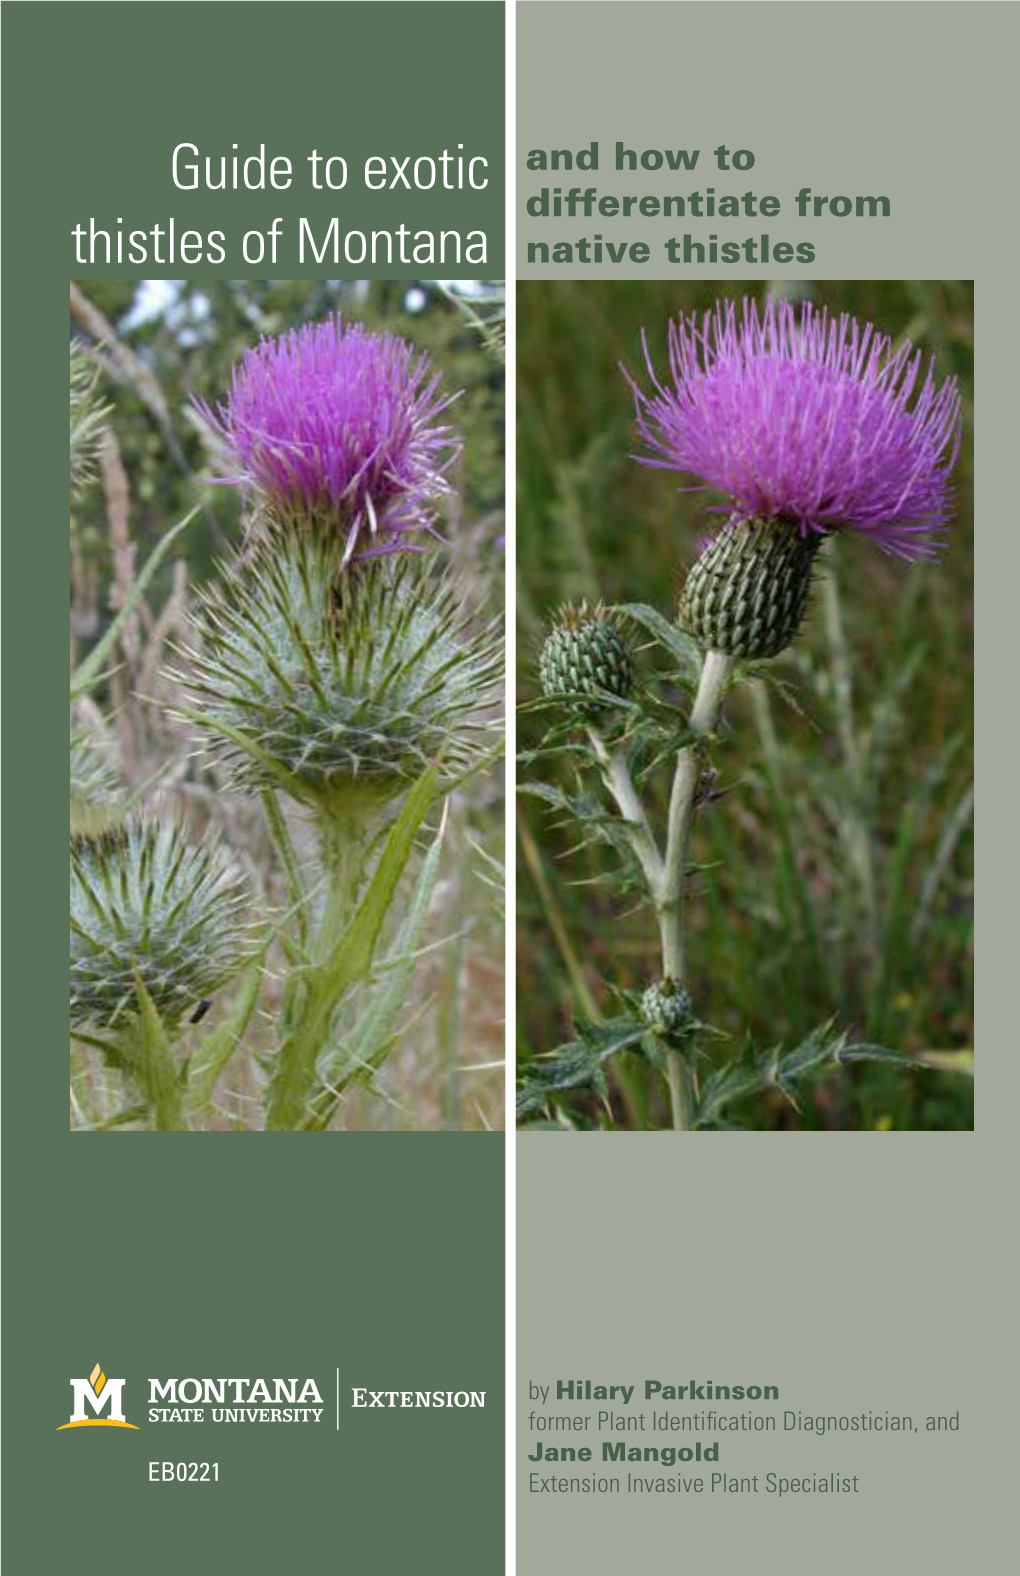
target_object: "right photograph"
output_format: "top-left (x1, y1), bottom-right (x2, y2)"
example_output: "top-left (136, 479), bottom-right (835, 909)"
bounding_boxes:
top-left (516, 281), bottom-right (974, 1132)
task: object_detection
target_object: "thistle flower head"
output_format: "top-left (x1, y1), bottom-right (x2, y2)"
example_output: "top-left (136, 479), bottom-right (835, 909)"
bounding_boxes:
top-left (539, 603), bottom-right (633, 714)
top-left (627, 297), bottom-right (963, 561)
top-left (70, 819), bottom-right (251, 1030)
top-left (195, 314), bottom-right (459, 564)
top-left (641, 978), bottom-right (694, 1037)
top-left (175, 527), bottom-right (501, 808)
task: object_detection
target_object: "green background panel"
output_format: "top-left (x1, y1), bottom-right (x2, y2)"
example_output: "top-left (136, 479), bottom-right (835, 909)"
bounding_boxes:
top-left (3, 4), bottom-right (505, 1571)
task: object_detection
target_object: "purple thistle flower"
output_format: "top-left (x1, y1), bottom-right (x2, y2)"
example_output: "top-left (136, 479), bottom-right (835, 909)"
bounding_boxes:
top-left (626, 297), bottom-right (963, 560)
top-left (196, 314), bottom-right (459, 564)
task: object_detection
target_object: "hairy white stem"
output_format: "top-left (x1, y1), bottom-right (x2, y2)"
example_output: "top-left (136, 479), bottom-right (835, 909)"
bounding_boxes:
top-left (587, 728), bottom-right (664, 895)
top-left (660, 650), bottom-right (734, 1129)
top-left (666, 1049), bottom-right (691, 1132)
top-left (661, 651), bottom-right (734, 977)
top-left (589, 649), bottom-right (734, 1132)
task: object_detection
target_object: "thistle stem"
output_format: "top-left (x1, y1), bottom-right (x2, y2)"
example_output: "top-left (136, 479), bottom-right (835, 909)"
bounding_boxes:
top-left (317, 816), bottom-right (370, 963)
top-left (665, 1046), bottom-right (691, 1132)
top-left (659, 649), bottom-right (733, 1128)
top-left (588, 651), bottom-right (732, 1131)
top-left (266, 806), bottom-right (373, 1130)
top-left (152, 1077), bottom-right (187, 1131)
top-left (586, 729), bottom-right (664, 895)
top-left (662, 651), bottom-right (734, 966)
top-left (121, 1019), bottom-right (187, 1131)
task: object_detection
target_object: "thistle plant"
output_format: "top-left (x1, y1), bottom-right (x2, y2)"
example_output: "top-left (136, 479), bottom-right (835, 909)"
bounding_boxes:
top-left (519, 297), bottom-right (963, 1131)
top-left (69, 303), bottom-right (502, 1131)
top-left (173, 312), bottom-right (500, 1129)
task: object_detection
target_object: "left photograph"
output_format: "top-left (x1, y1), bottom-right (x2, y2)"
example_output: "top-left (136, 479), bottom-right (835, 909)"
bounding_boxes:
top-left (70, 279), bottom-right (506, 1132)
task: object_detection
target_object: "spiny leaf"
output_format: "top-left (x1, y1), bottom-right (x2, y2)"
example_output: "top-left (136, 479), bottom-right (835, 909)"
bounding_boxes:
top-left (439, 736), bottom-right (506, 796)
top-left (516, 1014), bottom-right (646, 1120)
top-left (516, 740), bottom-right (593, 769)
top-left (518, 781), bottom-right (599, 818)
top-left (614, 602), bottom-right (702, 682)
top-left (694, 1024), bottom-right (917, 1128)
top-left (517, 780), bottom-right (642, 864)
top-left (71, 1027), bottom-right (126, 1066)
top-left (835, 1043), bottom-right (919, 1068)
top-left (917, 1049), bottom-right (974, 1077)
top-left (96, 1103), bottom-right (152, 1131)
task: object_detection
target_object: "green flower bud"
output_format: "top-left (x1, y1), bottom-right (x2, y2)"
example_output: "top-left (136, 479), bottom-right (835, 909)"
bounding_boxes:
top-left (679, 516), bottom-right (821, 660)
top-left (539, 604), bottom-right (633, 714)
top-left (641, 977), bottom-right (694, 1037)
top-left (175, 526), bottom-right (502, 811)
top-left (70, 819), bottom-right (250, 1030)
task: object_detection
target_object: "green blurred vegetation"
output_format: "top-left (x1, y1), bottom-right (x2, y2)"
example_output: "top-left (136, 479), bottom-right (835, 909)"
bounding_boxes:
top-left (517, 280), bottom-right (973, 1132)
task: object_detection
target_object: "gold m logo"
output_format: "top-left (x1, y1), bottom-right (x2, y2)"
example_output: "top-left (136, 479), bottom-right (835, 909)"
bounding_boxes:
top-left (58, 1363), bottom-right (139, 1429)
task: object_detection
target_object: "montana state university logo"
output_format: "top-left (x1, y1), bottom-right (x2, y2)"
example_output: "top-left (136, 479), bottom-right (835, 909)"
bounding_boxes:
top-left (57, 1364), bottom-right (139, 1430)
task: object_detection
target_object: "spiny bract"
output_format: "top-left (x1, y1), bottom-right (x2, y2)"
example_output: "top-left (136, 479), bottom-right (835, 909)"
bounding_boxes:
top-left (680, 516), bottom-right (822, 659)
top-left (70, 819), bottom-right (250, 1029)
top-left (539, 604), bottom-right (633, 714)
top-left (177, 526), bottom-right (502, 804)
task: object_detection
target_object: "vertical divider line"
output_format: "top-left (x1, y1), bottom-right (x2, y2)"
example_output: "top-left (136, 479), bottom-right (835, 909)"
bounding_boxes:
top-left (504, 5), bottom-right (518, 1573)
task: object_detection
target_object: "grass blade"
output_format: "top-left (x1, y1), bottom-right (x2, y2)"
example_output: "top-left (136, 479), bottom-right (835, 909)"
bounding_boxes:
top-left (70, 505), bottom-right (199, 699)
